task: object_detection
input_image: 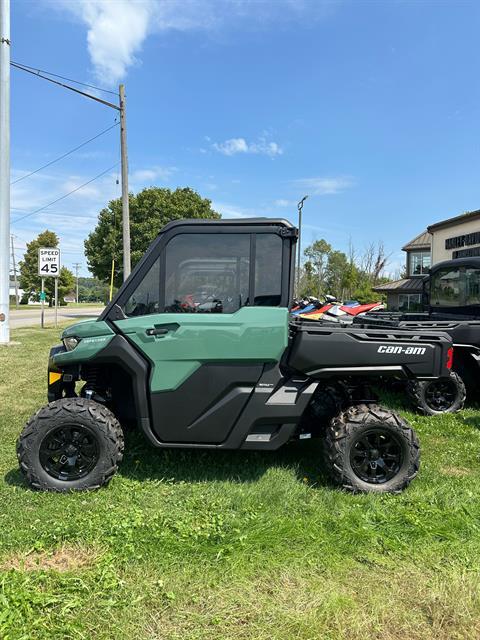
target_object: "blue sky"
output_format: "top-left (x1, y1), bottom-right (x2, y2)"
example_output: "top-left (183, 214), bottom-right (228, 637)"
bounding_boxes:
top-left (9, 0), bottom-right (480, 278)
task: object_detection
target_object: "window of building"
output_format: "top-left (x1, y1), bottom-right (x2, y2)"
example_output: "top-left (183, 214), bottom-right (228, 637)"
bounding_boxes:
top-left (409, 251), bottom-right (431, 276)
top-left (398, 293), bottom-right (422, 312)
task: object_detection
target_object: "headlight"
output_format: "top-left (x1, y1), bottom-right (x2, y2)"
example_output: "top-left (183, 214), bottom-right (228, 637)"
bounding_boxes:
top-left (63, 337), bottom-right (80, 351)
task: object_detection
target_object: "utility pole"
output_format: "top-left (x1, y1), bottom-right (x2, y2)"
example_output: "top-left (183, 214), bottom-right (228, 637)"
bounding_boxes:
top-left (119, 84), bottom-right (130, 280)
top-left (0, 0), bottom-right (10, 343)
top-left (10, 234), bottom-right (18, 309)
top-left (9, 63), bottom-right (131, 284)
top-left (296, 196), bottom-right (308, 298)
top-left (72, 262), bottom-right (81, 303)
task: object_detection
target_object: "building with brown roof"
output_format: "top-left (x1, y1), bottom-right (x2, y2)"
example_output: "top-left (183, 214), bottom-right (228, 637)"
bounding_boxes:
top-left (373, 208), bottom-right (480, 311)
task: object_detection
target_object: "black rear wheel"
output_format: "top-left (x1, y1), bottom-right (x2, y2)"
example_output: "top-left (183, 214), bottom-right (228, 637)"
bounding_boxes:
top-left (407, 372), bottom-right (466, 415)
top-left (17, 398), bottom-right (124, 492)
top-left (323, 403), bottom-right (420, 493)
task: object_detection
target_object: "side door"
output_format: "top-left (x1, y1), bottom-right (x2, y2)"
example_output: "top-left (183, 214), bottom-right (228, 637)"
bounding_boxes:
top-left (112, 228), bottom-right (291, 444)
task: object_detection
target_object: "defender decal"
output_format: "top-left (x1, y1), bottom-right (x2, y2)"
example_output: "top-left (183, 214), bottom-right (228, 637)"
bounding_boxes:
top-left (377, 345), bottom-right (427, 355)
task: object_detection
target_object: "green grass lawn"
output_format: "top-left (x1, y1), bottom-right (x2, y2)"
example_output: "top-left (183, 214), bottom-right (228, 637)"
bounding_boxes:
top-left (1, 325), bottom-right (480, 639)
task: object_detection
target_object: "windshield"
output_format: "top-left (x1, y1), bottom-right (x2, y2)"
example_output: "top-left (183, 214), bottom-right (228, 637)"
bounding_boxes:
top-left (430, 266), bottom-right (480, 307)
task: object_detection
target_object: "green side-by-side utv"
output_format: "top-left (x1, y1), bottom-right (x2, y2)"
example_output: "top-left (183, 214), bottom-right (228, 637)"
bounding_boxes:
top-left (17, 218), bottom-right (454, 493)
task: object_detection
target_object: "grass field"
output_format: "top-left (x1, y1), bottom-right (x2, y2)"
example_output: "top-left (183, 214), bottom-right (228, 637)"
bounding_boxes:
top-left (1, 324), bottom-right (480, 639)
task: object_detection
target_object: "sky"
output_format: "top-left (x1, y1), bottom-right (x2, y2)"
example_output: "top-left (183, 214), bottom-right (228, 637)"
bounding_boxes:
top-left (9, 0), bottom-right (480, 278)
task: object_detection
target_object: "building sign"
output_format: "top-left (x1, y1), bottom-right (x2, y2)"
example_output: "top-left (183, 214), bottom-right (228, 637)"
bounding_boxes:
top-left (453, 246), bottom-right (480, 259)
top-left (445, 231), bottom-right (480, 250)
top-left (38, 248), bottom-right (61, 277)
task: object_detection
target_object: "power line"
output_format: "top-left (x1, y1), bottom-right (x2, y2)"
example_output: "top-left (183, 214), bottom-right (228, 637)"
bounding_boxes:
top-left (10, 59), bottom-right (118, 95)
top-left (11, 62), bottom-right (120, 111)
top-left (12, 162), bottom-right (120, 224)
top-left (11, 122), bottom-right (119, 185)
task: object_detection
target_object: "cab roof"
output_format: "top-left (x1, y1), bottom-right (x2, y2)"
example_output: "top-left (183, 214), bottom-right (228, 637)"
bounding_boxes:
top-left (158, 217), bottom-right (296, 235)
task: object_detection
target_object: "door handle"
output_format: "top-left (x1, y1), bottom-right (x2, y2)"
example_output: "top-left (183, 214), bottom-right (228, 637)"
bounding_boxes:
top-left (146, 327), bottom-right (169, 336)
top-left (145, 322), bottom-right (179, 337)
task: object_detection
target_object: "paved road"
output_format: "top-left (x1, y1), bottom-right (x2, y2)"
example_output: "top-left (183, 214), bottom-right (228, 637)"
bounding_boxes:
top-left (10, 307), bottom-right (105, 329)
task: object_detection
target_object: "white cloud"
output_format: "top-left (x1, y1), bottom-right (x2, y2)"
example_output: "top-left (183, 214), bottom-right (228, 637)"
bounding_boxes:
top-left (212, 136), bottom-right (283, 157)
top-left (274, 198), bottom-right (295, 207)
top-left (58, 0), bottom-right (156, 85)
top-left (53, 1), bottom-right (336, 85)
top-left (294, 176), bottom-right (355, 195)
top-left (131, 166), bottom-right (176, 183)
top-left (213, 138), bottom-right (249, 156)
top-left (212, 201), bottom-right (260, 218)
top-left (61, 179), bottom-right (102, 200)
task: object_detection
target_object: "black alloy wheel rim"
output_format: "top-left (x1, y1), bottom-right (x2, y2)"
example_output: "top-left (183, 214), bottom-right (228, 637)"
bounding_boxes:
top-left (39, 425), bottom-right (100, 481)
top-left (349, 428), bottom-right (403, 484)
top-left (425, 379), bottom-right (457, 412)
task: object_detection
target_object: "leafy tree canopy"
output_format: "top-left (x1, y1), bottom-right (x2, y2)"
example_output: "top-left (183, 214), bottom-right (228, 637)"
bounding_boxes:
top-left (84, 187), bottom-right (221, 286)
top-left (18, 230), bottom-right (75, 306)
top-left (77, 277), bottom-right (111, 303)
top-left (300, 238), bottom-right (391, 303)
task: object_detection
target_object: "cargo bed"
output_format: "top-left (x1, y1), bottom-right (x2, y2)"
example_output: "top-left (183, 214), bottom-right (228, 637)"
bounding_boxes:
top-left (288, 318), bottom-right (452, 380)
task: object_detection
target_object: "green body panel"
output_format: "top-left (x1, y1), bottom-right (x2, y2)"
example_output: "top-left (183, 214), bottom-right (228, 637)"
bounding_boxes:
top-left (54, 320), bottom-right (115, 366)
top-left (114, 307), bottom-right (289, 392)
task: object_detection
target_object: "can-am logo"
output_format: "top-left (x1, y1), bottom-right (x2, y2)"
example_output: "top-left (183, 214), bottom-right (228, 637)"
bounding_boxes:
top-left (377, 345), bottom-right (426, 355)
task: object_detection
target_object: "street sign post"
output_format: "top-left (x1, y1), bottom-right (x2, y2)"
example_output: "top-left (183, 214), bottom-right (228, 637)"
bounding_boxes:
top-left (38, 248), bottom-right (61, 328)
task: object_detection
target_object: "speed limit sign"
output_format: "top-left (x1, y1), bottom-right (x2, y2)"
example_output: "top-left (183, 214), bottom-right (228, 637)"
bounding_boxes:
top-left (38, 248), bottom-right (61, 277)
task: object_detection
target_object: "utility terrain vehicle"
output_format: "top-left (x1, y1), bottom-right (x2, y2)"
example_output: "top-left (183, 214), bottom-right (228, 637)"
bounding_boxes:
top-left (366, 257), bottom-right (480, 414)
top-left (18, 219), bottom-right (453, 494)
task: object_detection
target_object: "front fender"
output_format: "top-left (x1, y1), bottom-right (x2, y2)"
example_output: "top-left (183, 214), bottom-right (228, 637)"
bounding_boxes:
top-left (47, 344), bottom-right (80, 402)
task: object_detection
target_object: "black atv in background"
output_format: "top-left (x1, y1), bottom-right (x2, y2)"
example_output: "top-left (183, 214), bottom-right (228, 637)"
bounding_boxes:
top-left (365, 257), bottom-right (480, 414)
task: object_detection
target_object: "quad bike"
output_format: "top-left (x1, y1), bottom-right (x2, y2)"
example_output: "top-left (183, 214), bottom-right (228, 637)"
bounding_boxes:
top-left (17, 218), bottom-right (453, 494)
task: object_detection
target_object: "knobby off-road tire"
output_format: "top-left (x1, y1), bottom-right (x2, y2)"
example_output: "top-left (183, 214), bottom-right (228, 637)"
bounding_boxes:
top-left (17, 398), bottom-right (124, 492)
top-left (407, 372), bottom-right (466, 416)
top-left (323, 403), bottom-right (420, 494)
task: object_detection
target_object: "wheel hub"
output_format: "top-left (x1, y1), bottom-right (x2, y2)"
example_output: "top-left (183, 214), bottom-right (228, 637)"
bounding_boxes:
top-left (349, 428), bottom-right (403, 484)
top-left (425, 379), bottom-right (456, 411)
top-left (39, 425), bottom-right (100, 481)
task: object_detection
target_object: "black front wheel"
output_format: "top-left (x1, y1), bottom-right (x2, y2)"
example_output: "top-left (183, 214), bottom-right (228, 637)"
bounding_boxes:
top-left (17, 398), bottom-right (124, 492)
top-left (323, 404), bottom-right (420, 493)
top-left (407, 372), bottom-right (466, 416)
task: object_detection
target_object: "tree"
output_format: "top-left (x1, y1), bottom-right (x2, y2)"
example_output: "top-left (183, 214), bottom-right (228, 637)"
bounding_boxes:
top-left (298, 260), bottom-right (317, 298)
top-left (323, 249), bottom-right (363, 300)
top-left (303, 239), bottom-right (332, 296)
top-left (299, 236), bottom-right (392, 302)
top-left (85, 187), bottom-right (221, 286)
top-left (18, 231), bottom-right (75, 306)
top-left (77, 277), bottom-right (110, 303)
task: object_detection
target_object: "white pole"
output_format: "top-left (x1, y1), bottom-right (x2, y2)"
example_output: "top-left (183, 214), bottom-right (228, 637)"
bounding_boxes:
top-left (41, 277), bottom-right (45, 329)
top-left (0, 0), bottom-right (10, 344)
top-left (54, 277), bottom-right (58, 328)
